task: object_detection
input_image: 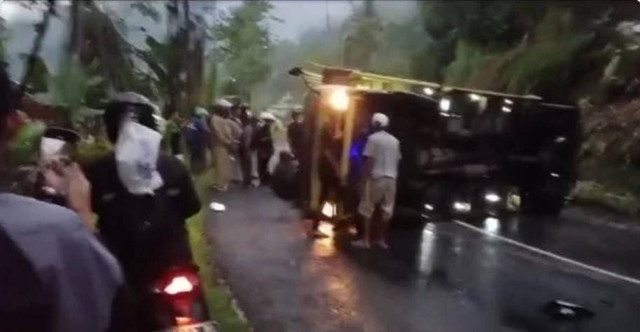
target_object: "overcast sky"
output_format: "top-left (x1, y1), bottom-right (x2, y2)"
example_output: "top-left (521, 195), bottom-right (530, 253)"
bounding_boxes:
top-left (0, 0), bottom-right (415, 79)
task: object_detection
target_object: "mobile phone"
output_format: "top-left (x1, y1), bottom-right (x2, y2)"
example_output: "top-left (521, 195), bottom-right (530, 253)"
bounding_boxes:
top-left (39, 127), bottom-right (80, 167)
top-left (36, 127), bottom-right (80, 204)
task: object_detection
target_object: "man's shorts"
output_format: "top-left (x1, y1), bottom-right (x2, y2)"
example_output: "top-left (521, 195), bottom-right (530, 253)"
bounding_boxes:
top-left (358, 177), bottom-right (397, 221)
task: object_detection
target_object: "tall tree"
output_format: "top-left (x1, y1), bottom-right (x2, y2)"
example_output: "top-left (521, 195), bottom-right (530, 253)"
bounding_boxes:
top-left (215, 0), bottom-right (274, 102)
top-left (342, 0), bottom-right (382, 70)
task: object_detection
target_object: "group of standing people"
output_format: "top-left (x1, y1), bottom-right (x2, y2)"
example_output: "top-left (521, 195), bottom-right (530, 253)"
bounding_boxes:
top-left (200, 100), bottom-right (275, 192)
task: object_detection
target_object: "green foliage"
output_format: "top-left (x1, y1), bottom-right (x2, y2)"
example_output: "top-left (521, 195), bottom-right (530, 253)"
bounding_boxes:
top-left (444, 41), bottom-right (488, 86)
top-left (343, 0), bottom-right (383, 70)
top-left (414, 1), bottom-right (640, 101)
top-left (215, 0), bottom-right (274, 101)
top-left (76, 137), bottom-right (112, 165)
top-left (80, 2), bottom-right (137, 93)
top-left (8, 121), bottom-right (46, 166)
top-left (187, 169), bottom-right (251, 332)
top-left (130, 1), bottom-right (162, 23)
top-left (18, 54), bottom-right (49, 93)
top-left (0, 17), bottom-right (6, 63)
top-left (34, 57), bottom-right (105, 127)
top-left (203, 60), bottom-right (218, 107)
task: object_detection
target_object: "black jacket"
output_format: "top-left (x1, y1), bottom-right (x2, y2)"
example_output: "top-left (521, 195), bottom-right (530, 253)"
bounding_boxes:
top-left (86, 153), bottom-right (201, 285)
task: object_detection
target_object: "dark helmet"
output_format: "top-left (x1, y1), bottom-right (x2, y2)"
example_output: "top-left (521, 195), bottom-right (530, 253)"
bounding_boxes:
top-left (103, 92), bottom-right (160, 143)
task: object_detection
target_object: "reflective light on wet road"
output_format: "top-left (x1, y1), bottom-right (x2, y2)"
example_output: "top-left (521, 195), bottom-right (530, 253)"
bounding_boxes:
top-left (318, 220), bottom-right (335, 238)
top-left (310, 221), bottom-right (337, 258)
top-left (483, 217), bottom-right (501, 234)
top-left (418, 223), bottom-right (437, 276)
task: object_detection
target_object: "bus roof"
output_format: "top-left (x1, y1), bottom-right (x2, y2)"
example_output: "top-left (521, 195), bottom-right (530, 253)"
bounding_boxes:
top-left (298, 62), bottom-right (542, 101)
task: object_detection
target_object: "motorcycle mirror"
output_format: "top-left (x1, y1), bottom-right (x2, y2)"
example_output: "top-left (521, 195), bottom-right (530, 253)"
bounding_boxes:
top-left (288, 67), bottom-right (303, 77)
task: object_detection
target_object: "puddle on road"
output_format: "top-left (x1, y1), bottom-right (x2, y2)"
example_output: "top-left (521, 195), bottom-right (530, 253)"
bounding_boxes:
top-left (311, 221), bottom-right (337, 258)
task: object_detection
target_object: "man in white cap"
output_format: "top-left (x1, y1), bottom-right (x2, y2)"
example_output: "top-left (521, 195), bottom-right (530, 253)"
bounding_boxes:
top-left (353, 112), bottom-right (401, 249)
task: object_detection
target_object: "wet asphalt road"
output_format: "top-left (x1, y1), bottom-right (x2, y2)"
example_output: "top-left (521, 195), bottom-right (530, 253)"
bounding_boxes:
top-left (204, 186), bottom-right (640, 332)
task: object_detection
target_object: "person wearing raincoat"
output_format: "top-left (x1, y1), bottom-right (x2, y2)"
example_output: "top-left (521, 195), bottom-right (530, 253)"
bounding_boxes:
top-left (210, 100), bottom-right (234, 191)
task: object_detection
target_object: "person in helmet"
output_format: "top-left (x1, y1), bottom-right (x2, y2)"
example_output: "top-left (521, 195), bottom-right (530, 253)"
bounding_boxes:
top-left (85, 93), bottom-right (201, 324)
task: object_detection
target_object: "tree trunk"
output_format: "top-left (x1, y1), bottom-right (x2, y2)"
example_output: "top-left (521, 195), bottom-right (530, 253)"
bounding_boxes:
top-left (183, 0), bottom-right (193, 114)
top-left (69, 0), bottom-right (81, 57)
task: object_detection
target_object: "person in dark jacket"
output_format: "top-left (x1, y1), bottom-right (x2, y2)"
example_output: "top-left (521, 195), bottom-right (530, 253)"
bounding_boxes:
top-left (253, 112), bottom-right (276, 186)
top-left (271, 150), bottom-right (299, 200)
top-left (239, 105), bottom-right (255, 187)
top-left (287, 110), bottom-right (304, 160)
top-left (184, 107), bottom-right (209, 173)
top-left (86, 92), bottom-right (201, 330)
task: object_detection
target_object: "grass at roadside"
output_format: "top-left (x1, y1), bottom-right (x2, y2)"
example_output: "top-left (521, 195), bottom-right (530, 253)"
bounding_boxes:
top-left (186, 169), bottom-right (251, 332)
top-left (572, 180), bottom-right (640, 217)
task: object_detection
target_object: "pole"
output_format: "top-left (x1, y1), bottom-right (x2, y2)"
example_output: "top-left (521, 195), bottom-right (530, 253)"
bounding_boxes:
top-left (325, 0), bottom-right (330, 32)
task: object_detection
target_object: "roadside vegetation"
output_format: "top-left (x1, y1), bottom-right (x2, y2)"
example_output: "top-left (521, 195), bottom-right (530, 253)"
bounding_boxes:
top-left (187, 169), bottom-right (251, 332)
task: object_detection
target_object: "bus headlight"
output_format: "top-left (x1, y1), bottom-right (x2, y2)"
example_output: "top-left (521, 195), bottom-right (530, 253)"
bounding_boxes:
top-left (328, 88), bottom-right (349, 112)
top-left (484, 192), bottom-right (501, 204)
top-left (452, 201), bottom-right (471, 213)
top-left (322, 201), bottom-right (337, 218)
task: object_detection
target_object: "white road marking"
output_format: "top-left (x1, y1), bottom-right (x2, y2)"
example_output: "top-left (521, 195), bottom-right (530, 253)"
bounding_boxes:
top-left (452, 220), bottom-right (640, 286)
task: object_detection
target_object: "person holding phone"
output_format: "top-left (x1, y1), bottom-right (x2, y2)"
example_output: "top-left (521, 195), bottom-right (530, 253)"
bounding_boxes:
top-left (0, 68), bottom-right (126, 331)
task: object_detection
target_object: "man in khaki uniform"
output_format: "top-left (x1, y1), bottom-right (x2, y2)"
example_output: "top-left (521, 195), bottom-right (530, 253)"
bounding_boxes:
top-left (210, 100), bottom-right (234, 191)
top-left (353, 113), bottom-right (401, 249)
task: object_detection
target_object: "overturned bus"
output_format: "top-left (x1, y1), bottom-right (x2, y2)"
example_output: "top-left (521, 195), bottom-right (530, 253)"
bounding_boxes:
top-left (287, 65), bottom-right (581, 224)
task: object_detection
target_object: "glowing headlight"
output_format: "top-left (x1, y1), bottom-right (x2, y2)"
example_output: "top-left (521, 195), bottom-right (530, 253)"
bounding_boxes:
top-left (469, 93), bottom-right (481, 101)
top-left (322, 201), bottom-right (337, 218)
top-left (554, 136), bottom-right (566, 143)
top-left (424, 203), bottom-right (434, 211)
top-left (484, 192), bottom-right (501, 203)
top-left (504, 98), bottom-right (513, 105)
top-left (423, 87), bottom-right (435, 96)
top-left (501, 106), bottom-right (512, 113)
top-left (452, 201), bottom-right (471, 213)
top-left (439, 98), bottom-right (451, 112)
top-left (328, 88), bottom-right (349, 112)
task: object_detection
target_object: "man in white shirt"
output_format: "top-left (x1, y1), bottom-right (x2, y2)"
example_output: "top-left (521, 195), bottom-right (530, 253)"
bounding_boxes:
top-left (353, 113), bottom-right (401, 249)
